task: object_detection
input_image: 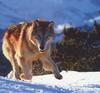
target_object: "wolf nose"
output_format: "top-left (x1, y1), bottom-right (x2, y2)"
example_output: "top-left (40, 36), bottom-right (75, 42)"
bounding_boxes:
top-left (40, 46), bottom-right (47, 52)
top-left (40, 46), bottom-right (44, 50)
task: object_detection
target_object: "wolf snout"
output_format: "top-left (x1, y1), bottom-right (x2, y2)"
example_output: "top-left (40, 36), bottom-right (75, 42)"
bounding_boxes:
top-left (40, 45), bottom-right (45, 50)
top-left (40, 49), bottom-right (47, 52)
top-left (40, 45), bottom-right (47, 52)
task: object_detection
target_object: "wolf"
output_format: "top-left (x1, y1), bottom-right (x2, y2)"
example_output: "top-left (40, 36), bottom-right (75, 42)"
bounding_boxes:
top-left (2, 20), bottom-right (62, 81)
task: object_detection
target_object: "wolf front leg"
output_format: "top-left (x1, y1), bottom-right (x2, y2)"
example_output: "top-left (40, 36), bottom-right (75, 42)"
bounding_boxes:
top-left (16, 55), bottom-right (32, 81)
top-left (40, 56), bottom-right (62, 79)
top-left (48, 57), bottom-right (63, 79)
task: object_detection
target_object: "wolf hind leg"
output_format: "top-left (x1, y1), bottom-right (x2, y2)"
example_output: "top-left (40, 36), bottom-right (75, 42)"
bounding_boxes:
top-left (3, 47), bottom-right (20, 79)
top-left (9, 54), bottom-right (20, 80)
top-left (2, 38), bottom-right (20, 80)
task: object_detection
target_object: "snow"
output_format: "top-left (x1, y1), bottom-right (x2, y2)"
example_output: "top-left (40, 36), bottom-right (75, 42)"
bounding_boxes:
top-left (0, 0), bottom-right (100, 29)
top-left (88, 16), bottom-right (100, 23)
top-left (55, 24), bottom-right (73, 33)
top-left (0, 71), bottom-right (100, 93)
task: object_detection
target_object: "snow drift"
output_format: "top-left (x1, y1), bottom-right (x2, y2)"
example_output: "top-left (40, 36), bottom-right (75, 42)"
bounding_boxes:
top-left (0, 71), bottom-right (100, 93)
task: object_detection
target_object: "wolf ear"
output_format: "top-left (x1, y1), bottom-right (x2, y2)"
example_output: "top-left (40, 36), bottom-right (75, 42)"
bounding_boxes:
top-left (34, 20), bottom-right (39, 27)
top-left (48, 21), bottom-right (55, 28)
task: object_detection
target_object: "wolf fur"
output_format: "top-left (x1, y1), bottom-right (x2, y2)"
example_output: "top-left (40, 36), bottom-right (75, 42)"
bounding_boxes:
top-left (2, 20), bottom-right (62, 81)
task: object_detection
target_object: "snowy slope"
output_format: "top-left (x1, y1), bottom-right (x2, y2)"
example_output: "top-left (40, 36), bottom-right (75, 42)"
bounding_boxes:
top-left (0, 0), bottom-right (100, 29)
top-left (0, 71), bottom-right (100, 93)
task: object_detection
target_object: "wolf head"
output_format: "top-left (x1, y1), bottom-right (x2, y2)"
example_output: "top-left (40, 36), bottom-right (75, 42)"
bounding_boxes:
top-left (31, 20), bottom-right (55, 52)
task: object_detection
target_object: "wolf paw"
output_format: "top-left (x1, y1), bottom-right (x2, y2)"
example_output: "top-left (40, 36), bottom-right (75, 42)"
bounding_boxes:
top-left (55, 74), bottom-right (63, 80)
top-left (7, 71), bottom-right (20, 80)
top-left (7, 71), bottom-right (13, 79)
top-left (20, 73), bottom-right (32, 81)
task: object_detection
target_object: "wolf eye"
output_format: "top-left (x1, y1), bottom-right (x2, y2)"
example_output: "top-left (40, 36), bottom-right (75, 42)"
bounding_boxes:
top-left (32, 32), bottom-right (36, 36)
top-left (46, 36), bottom-right (52, 40)
top-left (33, 35), bottom-right (41, 40)
top-left (38, 35), bottom-right (41, 39)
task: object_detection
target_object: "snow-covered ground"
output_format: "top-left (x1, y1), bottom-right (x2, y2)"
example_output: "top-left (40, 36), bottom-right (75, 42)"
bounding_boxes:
top-left (0, 71), bottom-right (100, 93)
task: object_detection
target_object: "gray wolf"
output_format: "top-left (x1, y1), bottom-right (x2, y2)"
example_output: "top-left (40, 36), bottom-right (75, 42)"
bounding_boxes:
top-left (2, 20), bottom-right (62, 81)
